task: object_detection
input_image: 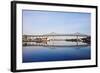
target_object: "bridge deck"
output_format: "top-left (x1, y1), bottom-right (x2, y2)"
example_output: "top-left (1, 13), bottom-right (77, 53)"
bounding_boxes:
top-left (23, 34), bottom-right (89, 37)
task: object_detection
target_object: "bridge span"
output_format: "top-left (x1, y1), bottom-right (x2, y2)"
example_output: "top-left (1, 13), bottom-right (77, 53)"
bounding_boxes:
top-left (23, 32), bottom-right (90, 37)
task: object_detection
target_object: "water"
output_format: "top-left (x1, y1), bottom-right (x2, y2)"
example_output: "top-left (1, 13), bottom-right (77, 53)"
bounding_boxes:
top-left (22, 41), bottom-right (91, 63)
top-left (23, 40), bottom-right (88, 46)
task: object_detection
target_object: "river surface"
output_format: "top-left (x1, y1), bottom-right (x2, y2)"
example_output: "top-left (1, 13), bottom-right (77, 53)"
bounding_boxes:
top-left (22, 41), bottom-right (91, 63)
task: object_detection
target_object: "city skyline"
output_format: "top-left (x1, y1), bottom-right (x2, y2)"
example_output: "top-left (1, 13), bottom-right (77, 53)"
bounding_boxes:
top-left (23, 10), bottom-right (91, 35)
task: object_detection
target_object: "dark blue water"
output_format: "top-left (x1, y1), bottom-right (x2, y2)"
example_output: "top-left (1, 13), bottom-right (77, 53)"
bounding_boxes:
top-left (22, 46), bottom-right (91, 63)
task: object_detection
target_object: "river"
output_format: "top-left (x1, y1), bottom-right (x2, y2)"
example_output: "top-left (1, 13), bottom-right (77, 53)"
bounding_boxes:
top-left (22, 41), bottom-right (91, 63)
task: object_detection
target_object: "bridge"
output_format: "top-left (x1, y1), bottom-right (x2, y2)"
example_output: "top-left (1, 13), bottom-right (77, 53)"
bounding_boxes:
top-left (22, 32), bottom-right (90, 47)
top-left (23, 32), bottom-right (90, 37)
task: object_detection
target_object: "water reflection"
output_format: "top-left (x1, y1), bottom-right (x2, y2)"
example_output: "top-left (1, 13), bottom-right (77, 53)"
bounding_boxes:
top-left (22, 39), bottom-right (91, 63)
top-left (23, 40), bottom-right (89, 47)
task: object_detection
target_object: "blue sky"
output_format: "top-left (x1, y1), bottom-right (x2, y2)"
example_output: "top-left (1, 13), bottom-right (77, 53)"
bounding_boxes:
top-left (23, 10), bottom-right (91, 35)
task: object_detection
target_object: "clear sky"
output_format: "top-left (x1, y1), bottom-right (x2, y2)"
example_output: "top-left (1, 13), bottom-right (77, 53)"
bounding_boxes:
top-left (22, 10), bottom-right (91, 35)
